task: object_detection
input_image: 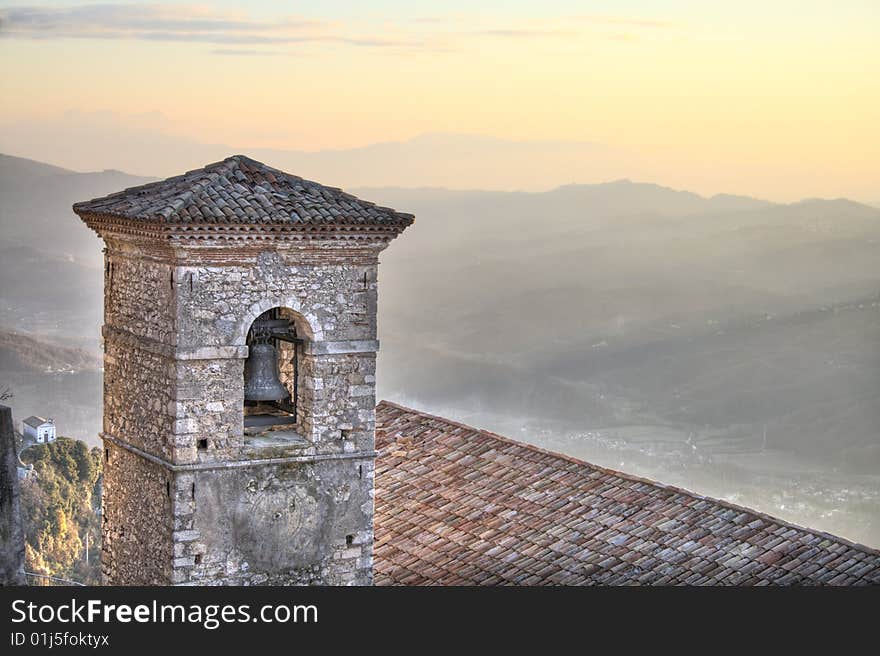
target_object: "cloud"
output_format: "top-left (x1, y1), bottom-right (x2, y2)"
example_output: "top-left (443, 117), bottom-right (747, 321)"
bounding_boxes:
top-left (0, 4), bottom-right (672, 54)
top-left (572, 15), bottom-right (676, 29)
top-left (410, 17), bottom-right (453, 25)
top-left (479, 29), bottom-right (578, 39)
top-left (210, 48), bottom-right (286, 57)
top-left (0, 3), bottom-right (415, 48)
top-left (0, 4), bottom-right (320, 33)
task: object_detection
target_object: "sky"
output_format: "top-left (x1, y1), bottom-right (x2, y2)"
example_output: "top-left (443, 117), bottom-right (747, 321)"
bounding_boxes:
top-left (0, 1), bottom-right (878, 201)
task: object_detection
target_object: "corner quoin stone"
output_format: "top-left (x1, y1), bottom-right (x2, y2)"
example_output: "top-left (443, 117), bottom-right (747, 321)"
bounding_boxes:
top-left (73, 156), bottom-right (413, 585)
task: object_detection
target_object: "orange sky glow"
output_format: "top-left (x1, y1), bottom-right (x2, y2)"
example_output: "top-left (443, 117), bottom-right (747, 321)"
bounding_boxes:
top-left (0, 1), bottom-right (877, 202)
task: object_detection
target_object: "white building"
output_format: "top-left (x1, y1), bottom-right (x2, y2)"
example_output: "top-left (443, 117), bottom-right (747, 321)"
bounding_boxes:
top-left (21, 416), bottom-right (56, 443)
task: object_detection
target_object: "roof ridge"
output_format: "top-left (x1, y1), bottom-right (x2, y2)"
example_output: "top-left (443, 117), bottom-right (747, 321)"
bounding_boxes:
top-left (163, 158), bottom-right (235, 218)
top-left (376, 399), bottom-right (880, 557)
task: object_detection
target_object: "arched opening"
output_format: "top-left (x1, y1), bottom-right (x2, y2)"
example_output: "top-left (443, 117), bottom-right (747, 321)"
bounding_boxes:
top-left (242, 307), bottom-right (309, 443)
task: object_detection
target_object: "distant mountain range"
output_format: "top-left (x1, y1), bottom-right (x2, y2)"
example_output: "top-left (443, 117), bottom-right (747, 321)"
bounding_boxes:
top-left (0, 129), bottom-right (633, 192)
top-left (2, 149), bottom-right (878, 347)
top-left (1, 151), bottom-right (879, 545)
top-left (0, 153), bottom-right (153, 264)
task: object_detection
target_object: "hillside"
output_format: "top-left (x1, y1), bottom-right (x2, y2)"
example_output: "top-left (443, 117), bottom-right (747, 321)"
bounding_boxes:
top-left (0, 246), bottom-right (103, 344)
top-left (0, 153), bottom-right (154, 265)
top-left (367, 184), bottom-right (880, 545)
top-left (19, 437), bottom-right (102, 585)
top-left (0, 329), bottom-right (102, 444)
top-left (0, 330), bottom-right (101, 373)
top-left (369, 183), bottom-right (880, 360)
top-left (0, 154), bottom-right (146, 343)
top-left (1, 153), bottom-right (878, 545)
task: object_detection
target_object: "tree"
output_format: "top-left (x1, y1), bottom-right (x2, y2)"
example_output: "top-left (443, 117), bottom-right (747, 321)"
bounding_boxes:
top-left (19, 437), bottom-right (103, 584)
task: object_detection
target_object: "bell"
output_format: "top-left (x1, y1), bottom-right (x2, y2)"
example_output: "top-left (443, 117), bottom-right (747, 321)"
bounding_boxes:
top-left (243, 342), bottom-right (290, 402)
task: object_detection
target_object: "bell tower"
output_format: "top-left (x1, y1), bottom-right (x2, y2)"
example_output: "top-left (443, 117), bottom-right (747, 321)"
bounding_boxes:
top-left (74, 156), bottom-right (413, 585)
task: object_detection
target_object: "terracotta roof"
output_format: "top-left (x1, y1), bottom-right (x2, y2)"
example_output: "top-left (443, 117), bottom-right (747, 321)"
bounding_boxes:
top-left (374, 401), bottom-right (880, 585)
top-left (72, 155), bottom-right (414, 227)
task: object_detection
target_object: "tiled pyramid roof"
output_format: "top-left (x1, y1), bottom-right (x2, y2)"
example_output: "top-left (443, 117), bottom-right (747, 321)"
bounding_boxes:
top-left (73, 155), bottom-right (414, 227)
top-left (374, 401), bottom-right (880, 585)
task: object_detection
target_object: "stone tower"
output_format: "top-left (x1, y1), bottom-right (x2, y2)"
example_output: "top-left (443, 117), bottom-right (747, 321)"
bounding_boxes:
top-left (74, 156), bottom-right (413, 585)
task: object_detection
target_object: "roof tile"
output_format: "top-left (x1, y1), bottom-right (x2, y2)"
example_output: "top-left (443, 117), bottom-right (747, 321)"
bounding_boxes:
top-left (374, 401), bottom-right (880, 586)
top-left (73, 155), bottom-right (413, 228)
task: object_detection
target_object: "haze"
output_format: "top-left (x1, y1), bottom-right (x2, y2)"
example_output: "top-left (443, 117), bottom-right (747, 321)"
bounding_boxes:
top-left (0, 2), bottom-right (878, 547)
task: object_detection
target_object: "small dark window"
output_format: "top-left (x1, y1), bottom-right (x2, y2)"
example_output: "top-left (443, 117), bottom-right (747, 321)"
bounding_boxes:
top-left (346, 535), bottom-right (354, 547)
top-left (197, 438), bottom-right (208, 450)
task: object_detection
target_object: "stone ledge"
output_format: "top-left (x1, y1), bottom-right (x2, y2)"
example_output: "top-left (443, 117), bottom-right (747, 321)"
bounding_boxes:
top-left (101, 433), bottom-right (376, 472)
top-left (102, 325), bottom-right (175, 358)
top-left (304, 339), bottom-right (380, 355)
top-left (177, 345), bottom-right (249, 360)
top-left (103, 326), bottom-right (246, 360)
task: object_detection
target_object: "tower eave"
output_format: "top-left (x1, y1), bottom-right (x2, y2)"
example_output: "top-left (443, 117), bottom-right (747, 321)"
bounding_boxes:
top-left (75, 210), bottom-right (412, 246)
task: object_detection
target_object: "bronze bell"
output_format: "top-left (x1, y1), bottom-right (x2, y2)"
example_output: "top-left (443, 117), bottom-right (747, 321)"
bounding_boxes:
top-left (243, 342), bottom-right (290, 402)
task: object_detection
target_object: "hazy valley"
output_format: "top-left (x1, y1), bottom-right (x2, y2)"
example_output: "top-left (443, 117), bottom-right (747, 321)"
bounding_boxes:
top-left (1, 152), bottom-right (878, 547)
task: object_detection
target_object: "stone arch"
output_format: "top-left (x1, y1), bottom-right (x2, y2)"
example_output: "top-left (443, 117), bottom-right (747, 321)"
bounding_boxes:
top-left (239, 301), bottom-right (321, 441)
top-left (235, 297), bottom-right (323, 346)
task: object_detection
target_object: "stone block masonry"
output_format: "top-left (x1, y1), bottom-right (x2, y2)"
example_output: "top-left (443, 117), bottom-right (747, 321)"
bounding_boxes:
top-left (94, 245), bottom-right (385, 585)
top-left (74, 155), bottom-right (412, 585)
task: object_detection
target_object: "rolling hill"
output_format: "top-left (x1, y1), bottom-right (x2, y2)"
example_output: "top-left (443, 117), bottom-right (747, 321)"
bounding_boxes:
top-left (1, 152), bottom-right (878, 545)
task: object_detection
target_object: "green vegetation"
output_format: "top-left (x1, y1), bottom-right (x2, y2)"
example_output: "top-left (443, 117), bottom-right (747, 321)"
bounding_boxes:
top-left (19, 437), bottom-right (102, 585)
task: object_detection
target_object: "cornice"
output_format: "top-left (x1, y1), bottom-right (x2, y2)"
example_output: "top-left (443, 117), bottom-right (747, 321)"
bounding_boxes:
top-left (78, 212), bottom-right (408, 246)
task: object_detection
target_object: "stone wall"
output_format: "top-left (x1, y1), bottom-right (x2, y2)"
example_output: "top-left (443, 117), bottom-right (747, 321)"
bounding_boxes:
top-left (173, 358), bottom-right (245, 461)
top-left (175, 247), bottom-right (379, 348)
top-left (102, 337), bottom-right (176, 459)
top-left (98, 238), bottom-right (389, 585)
top-left (173, 457), bottom-right (373, 585)
top-left (101, 443), bottom-right (173, 585)
top-left (104, 244), bottom-right (176, 346)
top-left (300, 352), bottom-right (376, 449)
